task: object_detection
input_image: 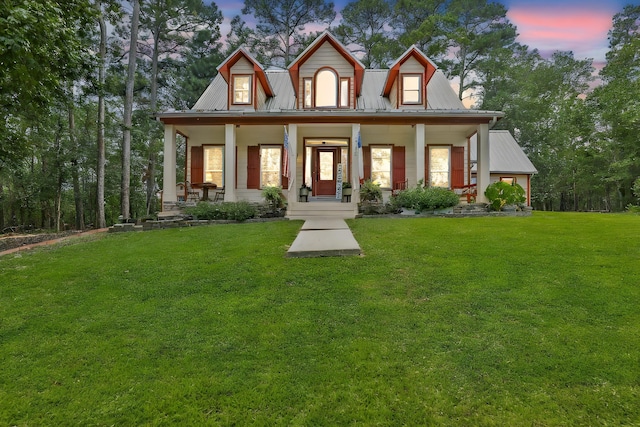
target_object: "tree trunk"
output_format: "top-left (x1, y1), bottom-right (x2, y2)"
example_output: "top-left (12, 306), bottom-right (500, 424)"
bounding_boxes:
top-left (96, 0), bottom-right (107, 228)
top-left (122, 0), bottom-right (140, 220)
top-left (68, 101), bottom-right (84, 230)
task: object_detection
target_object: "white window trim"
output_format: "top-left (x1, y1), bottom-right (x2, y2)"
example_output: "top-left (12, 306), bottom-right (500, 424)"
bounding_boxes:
top-left (371, 145), bottom-right (393, 189)
top-left (232, 75), bottom-right (252, 105)
top-left (401, 74), bottom-right (422, 105)
top-left (260, 145), bottom-right (282, 188)
top-left (429, 146), bottom-right (451, 188)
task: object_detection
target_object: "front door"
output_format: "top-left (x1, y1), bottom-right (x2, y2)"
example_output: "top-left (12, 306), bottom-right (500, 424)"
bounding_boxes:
top-left (314, 148), bottom-right (338, 196)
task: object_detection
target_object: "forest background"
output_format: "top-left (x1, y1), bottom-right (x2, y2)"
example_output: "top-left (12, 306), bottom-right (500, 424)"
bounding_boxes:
top-left (1, 0), bottom-right (639, 231)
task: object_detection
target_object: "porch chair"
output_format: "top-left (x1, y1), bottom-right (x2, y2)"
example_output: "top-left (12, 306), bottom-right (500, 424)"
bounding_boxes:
top-left (185, 181), bottom-right (200, 202)
top-left (453, 184), bottom-right (477, 204)
top-left (392, 179), bottom-right (408, 196)
top-left (213, 187), bottom-right (225, 202)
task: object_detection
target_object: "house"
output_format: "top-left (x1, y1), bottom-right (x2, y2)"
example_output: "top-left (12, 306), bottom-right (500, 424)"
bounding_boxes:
top-left (157, 31), bottom-right (530, 218)
top-left (470, 130), bottom-right (538, 205)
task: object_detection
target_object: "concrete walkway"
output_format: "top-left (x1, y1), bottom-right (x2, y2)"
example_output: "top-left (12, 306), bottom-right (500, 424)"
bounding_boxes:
top-left (287, 219), bottom-right (361, 258)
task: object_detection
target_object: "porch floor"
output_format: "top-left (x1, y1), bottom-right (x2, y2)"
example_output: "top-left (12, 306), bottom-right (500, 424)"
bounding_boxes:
top-left (287, 219), bottom-right (361, 258)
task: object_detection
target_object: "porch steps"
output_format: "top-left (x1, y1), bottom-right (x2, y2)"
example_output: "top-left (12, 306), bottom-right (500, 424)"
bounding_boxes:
top-left (286, 201), bottom-right (358, 220)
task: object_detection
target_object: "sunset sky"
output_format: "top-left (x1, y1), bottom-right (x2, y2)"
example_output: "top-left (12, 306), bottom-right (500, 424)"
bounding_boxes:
top-left (214, 0), bottom-right (640, 66)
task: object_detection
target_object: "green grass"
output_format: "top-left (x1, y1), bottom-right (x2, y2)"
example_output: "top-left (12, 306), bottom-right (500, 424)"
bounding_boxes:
top-left (1, 212), bottom-right (639, 425)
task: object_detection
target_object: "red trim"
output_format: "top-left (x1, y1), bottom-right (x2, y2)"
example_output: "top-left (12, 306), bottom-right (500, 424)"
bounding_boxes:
top-left (218, 49), bottom-right (273, 98)
top-left (383, 47), bottom-right (437, 99)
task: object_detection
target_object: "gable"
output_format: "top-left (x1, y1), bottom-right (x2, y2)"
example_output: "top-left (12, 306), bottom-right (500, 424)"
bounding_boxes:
top-left (288, 31), bottom-right (365, 98)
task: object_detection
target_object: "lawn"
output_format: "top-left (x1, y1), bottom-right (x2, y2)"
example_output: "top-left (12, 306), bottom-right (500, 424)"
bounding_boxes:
top-left (1, 212), bottom-right (639, 425)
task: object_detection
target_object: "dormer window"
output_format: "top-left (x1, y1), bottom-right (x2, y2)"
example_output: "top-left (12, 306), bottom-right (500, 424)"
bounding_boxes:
top-left (233, 75), bottom-right (252, 105)
top-left (402, 74), bottom-right (422, 105)
top-left (315, 68), bottom-right (338, 108)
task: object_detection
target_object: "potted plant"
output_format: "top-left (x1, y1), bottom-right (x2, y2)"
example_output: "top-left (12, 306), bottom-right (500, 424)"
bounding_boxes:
top-left (342, 181), bottom-right (352, 202)
top-left (299, 183), bottom-right (310, 202)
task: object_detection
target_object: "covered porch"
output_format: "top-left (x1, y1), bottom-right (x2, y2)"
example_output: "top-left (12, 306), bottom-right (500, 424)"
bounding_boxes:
top-left (158, 114), bottom-right (496, 218)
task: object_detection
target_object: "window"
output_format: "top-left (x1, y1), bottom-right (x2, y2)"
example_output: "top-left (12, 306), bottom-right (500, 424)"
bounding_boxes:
top-left (500, 177), bottom-right (516, 185)
top-left (304, 78), bottom-right (312, 108)
top-left (233, 75), bottom-right (251, 104)
top-left (429, 146), bottom-right (450, 188)
top-left (204, 146), bottom-right (224, 186)
top-left (402, 74), bottom-right (422, 104)
top-left (260, 146), bottom-right (282, 187)
top-left (371, 147), bottom-right (392, 188)
top-left (315, 69), bottom-right (337, 107)
top-left (340, 78), bottom-right (349, 107)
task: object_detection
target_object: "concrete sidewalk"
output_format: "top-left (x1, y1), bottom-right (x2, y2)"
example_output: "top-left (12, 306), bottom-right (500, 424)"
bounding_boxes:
top-left (287, 219), bottom-right (361, 258)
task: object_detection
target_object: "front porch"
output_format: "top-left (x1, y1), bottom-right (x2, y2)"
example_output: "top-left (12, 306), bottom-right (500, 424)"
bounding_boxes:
top-left (159, 121), bottom-right (494, 215)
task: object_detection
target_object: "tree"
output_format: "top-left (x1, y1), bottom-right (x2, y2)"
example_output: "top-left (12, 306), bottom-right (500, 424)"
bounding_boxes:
top-left (241, 0), bottom-right (336, 66)
top-left (444, 0), bottom-right (517, 101)
top-left (333, 0), bottom-right (394, 68)
top-left (480, 48), bottom-right (596, 211)
top-left (136, 0), bottom-right (222, 215)
top-left (391, 0), bottom-right (450, 60)
top-left (590, 5), bottom-right (640, 210)
top-left (122, 0), bottom-right (141, 220)
top-left (0, 0), bottom-right (96, 165)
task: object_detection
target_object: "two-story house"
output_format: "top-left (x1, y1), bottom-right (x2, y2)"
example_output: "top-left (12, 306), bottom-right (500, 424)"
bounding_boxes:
top-left (157, 31), bottom-right (534, 218)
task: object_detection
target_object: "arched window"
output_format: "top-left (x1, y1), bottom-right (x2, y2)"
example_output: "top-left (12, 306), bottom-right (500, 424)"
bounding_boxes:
top-left (315, 68), bottom-right (337, 107)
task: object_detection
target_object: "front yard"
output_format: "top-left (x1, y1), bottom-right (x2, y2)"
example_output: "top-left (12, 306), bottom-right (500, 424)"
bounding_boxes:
top-left (0, 212), bottom-right (638, 425)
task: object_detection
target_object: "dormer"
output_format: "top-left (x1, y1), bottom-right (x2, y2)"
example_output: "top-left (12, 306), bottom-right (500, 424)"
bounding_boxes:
top-left (382, 46), bottom-right (437, 109)
top-left (217, 47), bottom-right (274, 111)
top-left (288, 31), bottom-right (365, 110)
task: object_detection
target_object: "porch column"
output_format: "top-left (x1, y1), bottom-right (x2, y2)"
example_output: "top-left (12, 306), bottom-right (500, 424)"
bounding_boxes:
top-left (162, 124), bottom-right (177, 208)
top-left (287, 124), bottom-right (298, 205)
top-left (476, 123), bottom-right (490, 203)
top-left (224, 124), bottom-right (236, 202)
top-left (351, 123), bottom-right (361, 193)
top-left (415, 123), bottom-right (425, 185)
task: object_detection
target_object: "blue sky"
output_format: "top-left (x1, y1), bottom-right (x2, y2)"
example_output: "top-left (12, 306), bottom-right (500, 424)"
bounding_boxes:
top-left (214, 0), bottom-right (640, 65)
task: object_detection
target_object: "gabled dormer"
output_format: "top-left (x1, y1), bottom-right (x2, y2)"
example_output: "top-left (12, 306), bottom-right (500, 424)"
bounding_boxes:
top-left (382, 46), bottom-right (437, 109)
top-left (217, 47), bottom-right (274, 111)
top-left (288, 31), bottom-right (365, 110)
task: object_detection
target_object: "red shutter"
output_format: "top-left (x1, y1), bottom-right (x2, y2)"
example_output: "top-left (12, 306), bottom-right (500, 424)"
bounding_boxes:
top-left (424, 147), bottom-right (429, 186)
top-left (452, 146), bottom-right (464, 188)
top-left (281, 147), bottom-right (289, 189)
top-left (191, 146), bottom-right (203, 184)
top-left (363, 146), bottom-right (371, 181)
top-left (392, 146), bottom-right (405, 187)
top-left (247, 146), bottom-right (260, 189)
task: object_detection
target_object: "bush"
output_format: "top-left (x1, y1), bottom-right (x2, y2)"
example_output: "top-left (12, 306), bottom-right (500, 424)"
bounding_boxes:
top-left (484, 181), bottom-right (526, 211)
top-left (185, 201), bottom-right (257, 222)
top-left (394, 185), bottom-right (459, 212)
top-left (359, 180), bottom-right (382, 202)
top-left (262, 186), bottom-right (285, 210)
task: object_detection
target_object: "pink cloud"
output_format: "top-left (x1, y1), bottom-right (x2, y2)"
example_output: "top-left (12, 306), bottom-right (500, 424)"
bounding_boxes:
top-left (508, 7), bottom-right (613, 61)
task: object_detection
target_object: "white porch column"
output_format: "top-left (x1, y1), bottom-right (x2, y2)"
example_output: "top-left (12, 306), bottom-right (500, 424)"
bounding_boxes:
top-left (224, 124), bottom-right (236, 202)
top-left (162, 124), bottom-right (177, 207)
top-left (415, 123), bottom-right (425, 185)
top-left (476, 123), bottom-right (490, 203)
top-left (351, 123), bottom-right (360, 188)
top-left (287, 124), bottom-right (298, 204)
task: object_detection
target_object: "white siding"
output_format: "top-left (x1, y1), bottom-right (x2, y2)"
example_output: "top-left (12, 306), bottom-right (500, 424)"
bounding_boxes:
top-left (300, 43), bottom-right (354, 77)
top-left (399, 56), bottom-right (424, 74)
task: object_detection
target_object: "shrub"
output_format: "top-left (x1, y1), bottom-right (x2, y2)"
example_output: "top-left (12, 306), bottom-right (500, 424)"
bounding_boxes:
top-left (484, 181), bottom-right (526, 211)
top-left (185, 201), bottom-right (257, 222)
top-left (394, 185), bottom-right (459, 212)
top-left (359, 180), bottom-right (382, 202)
top-left (262, 186), bottom-right (285, 210)
top-left (633, 177), bottom-right (640, 202)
